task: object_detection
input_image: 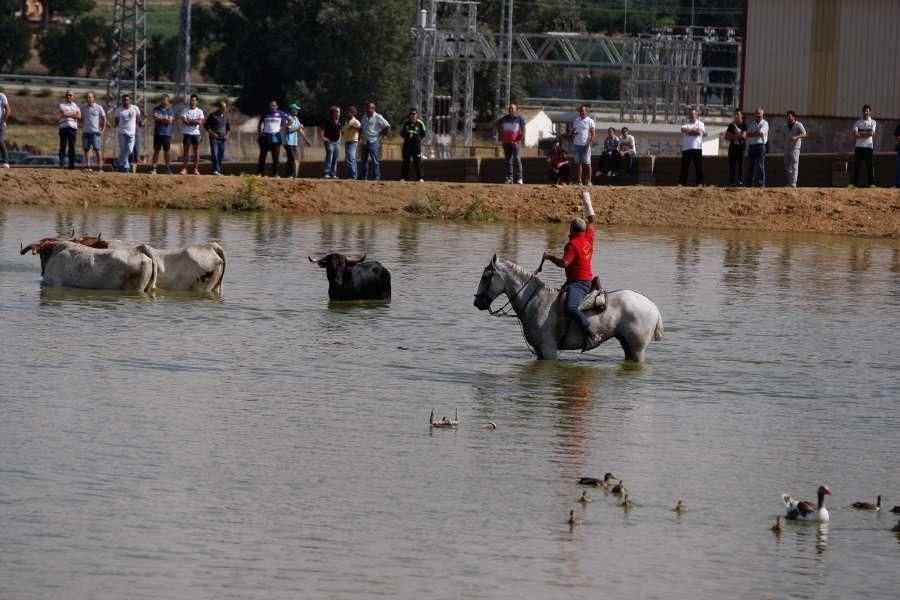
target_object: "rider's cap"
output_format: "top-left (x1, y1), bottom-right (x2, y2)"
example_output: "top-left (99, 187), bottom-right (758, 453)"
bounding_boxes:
top-left (570, 217), bottom-right (587, 233)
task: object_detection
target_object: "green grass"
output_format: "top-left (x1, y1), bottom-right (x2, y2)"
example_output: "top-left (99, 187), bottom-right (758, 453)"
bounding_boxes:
top-left (221, 174), bottom-right (266, 211)
top-left (406, 196), bottom-right (446, 218)
top-left (461, 198), bottom-right (498, 221)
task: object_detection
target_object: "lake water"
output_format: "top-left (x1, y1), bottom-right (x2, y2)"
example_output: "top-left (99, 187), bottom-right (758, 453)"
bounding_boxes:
top-left (1, 206), bottom-right (898, 600)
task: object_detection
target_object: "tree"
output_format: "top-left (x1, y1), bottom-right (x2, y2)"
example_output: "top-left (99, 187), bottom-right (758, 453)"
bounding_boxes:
top-left (38, 16), bottom-right (111, 76)
top-left (0, 0), bottom-right (31, 72)
top-left (148, 33), bottom-right (179, 81)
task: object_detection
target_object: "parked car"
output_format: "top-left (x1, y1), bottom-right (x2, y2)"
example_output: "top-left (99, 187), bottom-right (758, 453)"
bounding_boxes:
top-left (18, 155), bottom-right (61, 166)
top-left (6, 151), bottom-right (33, 164)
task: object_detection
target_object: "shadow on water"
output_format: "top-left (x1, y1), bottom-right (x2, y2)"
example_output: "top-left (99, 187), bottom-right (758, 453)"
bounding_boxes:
top-left (326, 299), bottom-right (391, 313)
top-left (38, 286), bottom-right (223, 306)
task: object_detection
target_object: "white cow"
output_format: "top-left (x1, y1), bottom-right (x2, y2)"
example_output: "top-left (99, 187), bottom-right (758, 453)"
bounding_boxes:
top-left (104, 240), bottom-right (226, 292)
top-left (24, 240), bottom-right (158, 292)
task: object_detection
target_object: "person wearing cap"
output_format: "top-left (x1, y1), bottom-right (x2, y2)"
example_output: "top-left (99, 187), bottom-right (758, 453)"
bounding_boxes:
top-left (321, 106), bottom-right (342, 179)
top-left (284, 102), bottom-right (311, 178)
top-left (343, 106), bottom-right (361, 179)
top-left (399, 108), bottom-right (426, 181)
top-left (541, 192), bottom-right (602, 351)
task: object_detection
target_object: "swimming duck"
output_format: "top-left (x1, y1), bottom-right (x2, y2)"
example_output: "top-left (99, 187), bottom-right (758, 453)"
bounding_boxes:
top-left (611, 480), bottom-right (627, 496)
top-left (782, 486), bottom-right (832, 522)
top-left (850, 495), bottom-right (884, 511)
top-left (620, 493), bottom-right (636, 509)
top-left (567, 510), bottom-right (583, 526)
top-left (480, 421), bottom-right (497, 430)
top-left (577, 473), bottom-right (616, 488)
top-left (772, 516), bottom-right (786, 533)
top-left (673, 500), bottom-right (687, 513)
top-left (890, 506), bottom-right (900, 514)
top-left (429, 408), bottom-right (459, 428)
top-left (578, 491), bottom-right (592, 504)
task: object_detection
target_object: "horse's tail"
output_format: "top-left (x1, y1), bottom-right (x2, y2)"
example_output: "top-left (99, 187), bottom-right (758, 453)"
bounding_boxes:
top-left (652, 314), bottom-right (664, 341)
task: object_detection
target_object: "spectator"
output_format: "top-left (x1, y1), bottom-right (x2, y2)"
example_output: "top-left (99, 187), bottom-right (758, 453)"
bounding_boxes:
top-left (725, 108), bottom-right (746, 186)
top-left (618, 126), bottom-right (637, 175)
top-left (0, 90), bottom-right (8, 168)
top-left (282, 103), bottom-right (311, 178)
top-left (547, 141), bottom-right (570, 185)
top-left (894, 121), bottom-right (900, 188)
top-left (150, 94), bottom-right (175, 175)
top-left (679, 109), bottom-right (705, 186)
top-left (343, 106), bottom-right (361, 180)
top-left (495, 103), bottom-right (525, 184)
top-left (179, 94), bottom-right (205, 175)
top-left (129, 111), bottom-right (144, 173)
top-left (358, 102), bottom-right (391, 181)
top-left (850, 104), bottom-right (877, 189)
top-left (113, 94), bottom-right (140, 174)
top-left (571, 104), bottom-right (596, 185)
top-left (257, 100), bottom-right (287, 177)
top-left (599, 127), bottom-right (619, 177)
top-left (80, 93), bottom-right (106, 172)
top-left (57, 91), bottom-right (81, 170)
top-left (205, 101), bottom-right (231, 176)
top-left (783, 110), bottom-right (807, 188)
top-left (400, 108), bottom-right (427, 182)
top-left (743, 108), bottom-right (768, 187)
top-left (322, 106), bottom-right (342, 179)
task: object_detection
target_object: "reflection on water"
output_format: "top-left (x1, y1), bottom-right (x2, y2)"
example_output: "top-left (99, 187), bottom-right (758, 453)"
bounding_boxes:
top-left (1, 207), bottom-right (899, 600)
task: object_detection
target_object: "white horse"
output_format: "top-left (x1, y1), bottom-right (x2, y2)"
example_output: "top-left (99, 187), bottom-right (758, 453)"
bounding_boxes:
top-left (473, 255), bottom-right (663, 362)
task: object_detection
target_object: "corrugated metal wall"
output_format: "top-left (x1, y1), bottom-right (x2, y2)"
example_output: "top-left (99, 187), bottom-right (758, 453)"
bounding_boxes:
top-left (744, 0), bottom-right (900, 118)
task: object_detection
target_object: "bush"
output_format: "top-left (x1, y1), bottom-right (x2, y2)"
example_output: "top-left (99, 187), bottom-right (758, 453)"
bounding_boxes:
top-left (17, 87), bottom-right (31, 97)
top-left (406, 196), bottom-right (446, 218)
top-left (461, 198), bottom-right (498, 221)
top-left (221, 174), bottom-right (266, 211)
top-left (36, 88), bottom-right (53, 98)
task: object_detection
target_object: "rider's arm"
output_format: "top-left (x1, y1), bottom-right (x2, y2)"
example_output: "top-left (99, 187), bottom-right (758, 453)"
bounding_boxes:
top-left (582, 191), bottom-right (596, 226)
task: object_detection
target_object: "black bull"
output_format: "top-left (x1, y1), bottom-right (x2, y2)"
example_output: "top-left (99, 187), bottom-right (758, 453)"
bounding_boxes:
top-left (309, 253), bottom-right (391, 301)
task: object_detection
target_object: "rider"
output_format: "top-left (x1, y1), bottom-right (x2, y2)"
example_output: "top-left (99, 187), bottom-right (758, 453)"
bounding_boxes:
top-left (542, 192), bottom-right (602, 351)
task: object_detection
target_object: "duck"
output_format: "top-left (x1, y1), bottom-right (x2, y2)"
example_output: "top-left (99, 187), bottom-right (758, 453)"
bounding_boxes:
top-left (620, 493), bottom-right (636, 509)
top-left (567, 509), bottom-right (583, 526)
top-left (577, 473), bottom-right (616, 488)
top-left (772, 516), bottom-right (785, 533)
top-left (429, 408), bottom-right (459, 428)
top-left (673, 500), bottom-right (687, 514)
top-left (782, 486), bottom-right (832, 522)
top-left (891, 506), bottom-right (900, 514)
top-left (480, 421), bottom-right (497, 430)
top-left (850, 495), bottom-right (884, 511)
top-left (611, 480), bottom-right (627, 496)
top-left (578, 491), bottom-right (592, 504)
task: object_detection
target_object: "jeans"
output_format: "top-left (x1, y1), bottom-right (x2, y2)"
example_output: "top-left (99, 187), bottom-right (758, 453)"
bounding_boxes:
top-left (622, 151), bottom-right (636, 175)
top-left (565, 280), bottom-right (593, 338)
top-left (600, 150), bottom-right (620, 175)
top-left (502, 142), bottom-right (522, 182)
top-left (401, 143), bottom-right (423, 180)
top-left (728, 144), bottom-right (744, 184)
top-left (745, 144), bottom-right (766, 187)
top-left (58, 126), bottom-right (77, 169)
top-left (324, 141), bottom-right (340, 177)
top-left (210, 137), bottom-right (226, 173)
top-left (853, 147), bottom-right (874, 187)
top-left (679, 149), bottom-right (703, 186)
top-left (257, 137), bottom-right (281, 176)
top-left (345, 141), bottom-right (358, 179)
top-left (359, 139), bottom-right (381, 180)
top-left (118, 131), bottom-right (135, 173)
top-left (0, 124), bottom-right (7, 163)
top-left (283, 145), bottom-right (298, 178)
top-left (783, 148), bottom-right (800, 186)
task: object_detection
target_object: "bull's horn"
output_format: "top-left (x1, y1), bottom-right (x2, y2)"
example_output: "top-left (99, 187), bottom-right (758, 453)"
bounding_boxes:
top-left (348, 253), bottom-right (366, 263)
top-left (20, 242), bottom-right (26, 255)
top-left (308, 254), bottom-right (328, 263)
top-left (308, 255), bottom-right (318, 263)
top-left (68, 226), bottom-right (75, 239)
top-left (97, 232), bottom-right (102, 240)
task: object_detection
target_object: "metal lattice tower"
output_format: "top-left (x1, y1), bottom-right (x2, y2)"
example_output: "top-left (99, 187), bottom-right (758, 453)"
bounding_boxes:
top-left (493, 0), bottom-right (513, 118)
top-left (105, 0), bottom-right (148, 118)
top-left (173, 0), bottom-right (192, 108)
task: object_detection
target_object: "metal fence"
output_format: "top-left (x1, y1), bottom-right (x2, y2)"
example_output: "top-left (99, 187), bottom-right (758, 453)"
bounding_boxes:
top-left (0, 73), bottom-right (237, 98)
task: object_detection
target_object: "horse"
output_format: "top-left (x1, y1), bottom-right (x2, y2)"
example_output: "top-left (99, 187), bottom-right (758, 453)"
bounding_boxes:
top-left (473, 255), bottom-right (663, 362)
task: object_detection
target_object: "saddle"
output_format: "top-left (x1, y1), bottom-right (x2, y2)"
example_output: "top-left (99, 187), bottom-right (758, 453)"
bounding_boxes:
top-left (557, 277), bottom-right (607, 347)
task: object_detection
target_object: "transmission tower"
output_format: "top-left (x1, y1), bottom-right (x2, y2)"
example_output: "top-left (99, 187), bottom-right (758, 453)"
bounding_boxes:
top-left (173, 0), bottom-right (192, 108)
top-left (493, 0), bottom-right (513, 117)
top-left (105, 0), bottom-right (148, 117)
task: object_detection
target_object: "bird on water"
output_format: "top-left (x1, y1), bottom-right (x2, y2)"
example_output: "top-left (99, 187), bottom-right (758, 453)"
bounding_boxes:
top-left (782, 486), bottom-right (832, 522)
top-left (850, 495), bottom-right (884, 511)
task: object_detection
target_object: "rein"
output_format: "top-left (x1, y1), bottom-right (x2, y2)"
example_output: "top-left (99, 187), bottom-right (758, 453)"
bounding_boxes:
top-left (482, 258), bottom-right (545, 318)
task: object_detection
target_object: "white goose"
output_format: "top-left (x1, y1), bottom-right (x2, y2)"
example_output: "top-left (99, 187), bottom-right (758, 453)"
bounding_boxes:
top-left (782, 486), bottom-right (832, 522)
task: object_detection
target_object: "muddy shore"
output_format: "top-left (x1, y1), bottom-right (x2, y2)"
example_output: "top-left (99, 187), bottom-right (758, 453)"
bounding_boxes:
top-left (2, 169), bottom-right (898, 237)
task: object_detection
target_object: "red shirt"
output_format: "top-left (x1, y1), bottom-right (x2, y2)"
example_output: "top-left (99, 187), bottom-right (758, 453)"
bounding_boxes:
top-left (563, 227), bottom-right (594, 282)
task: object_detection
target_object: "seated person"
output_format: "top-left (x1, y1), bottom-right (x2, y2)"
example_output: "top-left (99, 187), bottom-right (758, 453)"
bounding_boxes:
top-left (618, 127), bottom-right (637, 175)
top-left (598, 127), bottom-right (620, 177)
top-left (547, 141), bottom-right (570, 184)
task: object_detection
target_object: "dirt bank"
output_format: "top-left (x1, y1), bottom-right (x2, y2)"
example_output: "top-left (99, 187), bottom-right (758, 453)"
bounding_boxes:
top-left (2, 169), bottom-right (898, 237)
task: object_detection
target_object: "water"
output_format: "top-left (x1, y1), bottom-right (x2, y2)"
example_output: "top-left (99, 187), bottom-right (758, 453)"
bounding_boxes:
top-left (1, 206), bottom-right (898, 600)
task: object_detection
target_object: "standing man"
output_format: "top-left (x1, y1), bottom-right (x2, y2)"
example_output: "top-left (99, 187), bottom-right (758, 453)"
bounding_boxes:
top-left (782, 110), bottom-right (807, 188)
top-left (571, 104), bottom-right (596, 185)
top-left (743, 108), bottom-right (768, 187)
top-left (150, 94), bottom-right (175, 174)
top-left (618, 126), bottom-right (637, 175)
top-left (0, 90), bottom-right (9, 168)
top-left (495, 103), bottom-right (526, 184)
top-left (343, 106), bottom-right (361, 180)
top-left (358, 102), bottom-right (391, 181)
top-left (400, 108), bottom-right (427, 182)
top-left (57, 91), bottom-right (81, 170)
top-left (725, 108), bottom-right (746, 186)
top-left (283, 103), bottom-right (311, 178)
top-left (205, 101), bottom-right (230, 175)
top-left (257, 100), bottom-right (288, 177)
top-left (179, 94), bottom-right (205, 175)
top-left (80, 93), bottom-right (106, 171)
top-left (850, 104), bottom-right (877, 189)
top-left (113, 94), bottom-right (140, 174)
top-left (679, 108), bottom-right (705, 187)
top-left (321, 106), bottom-right (342, 179)
top-left (541, 191), bottom-right (603, 352)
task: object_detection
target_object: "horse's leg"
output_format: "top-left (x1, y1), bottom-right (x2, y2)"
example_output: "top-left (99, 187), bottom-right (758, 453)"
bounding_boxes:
top-left (615, 334), bottom-right (637, 362)
top-left (617, 333), bottom-right (647, 363)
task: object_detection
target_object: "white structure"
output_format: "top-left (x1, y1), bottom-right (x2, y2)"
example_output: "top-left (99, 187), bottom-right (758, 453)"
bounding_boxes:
top-left (517, 108), bottom-right (555, 147)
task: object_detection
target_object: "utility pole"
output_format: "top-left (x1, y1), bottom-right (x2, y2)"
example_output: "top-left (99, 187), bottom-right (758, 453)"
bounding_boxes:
top-left (173, 0), bottom-right (192, 108)
top-left (493, 0), bottom-right (513, 117)
top-left (105, 1), bottom-right (148, 119)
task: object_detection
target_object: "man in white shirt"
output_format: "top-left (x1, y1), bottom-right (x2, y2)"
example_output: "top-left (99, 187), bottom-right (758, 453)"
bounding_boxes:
top-left (114, 94), bottom-right (141, 173)
top-left (782, 110), bottom-right (807, 188)
top-left (358, 102), bottom-right (391, 181)
top-left (81, 92), bottom-right (106, 172)
top-left (618, 126), bottom-right (637, 175)
top-left (57, 91), bottom-right (81, 170)
top-left (180, 94), bottom-right (205, 175)
top-left (0, 92), bottom-right (10, 168)
top-left (679, 109), bottom-right (705, 186)
top-left (850, 104), bottom-right (876, 188)
top-left (744, 107), bottom-right (769, 187)
top-left (571, 105), bottom-right (596, 185)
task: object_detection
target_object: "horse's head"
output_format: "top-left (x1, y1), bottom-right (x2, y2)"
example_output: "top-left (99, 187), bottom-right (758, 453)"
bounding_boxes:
top-left (473, 254), bottom-right (505, 310)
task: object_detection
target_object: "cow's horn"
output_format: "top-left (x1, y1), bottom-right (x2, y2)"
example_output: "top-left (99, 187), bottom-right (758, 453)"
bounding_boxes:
top-left (308, 254), bottom-right (328, 263)
top-left (68, 226), bottom-right (75, 239)
top-left (349, 253), bottom-right (366, 263)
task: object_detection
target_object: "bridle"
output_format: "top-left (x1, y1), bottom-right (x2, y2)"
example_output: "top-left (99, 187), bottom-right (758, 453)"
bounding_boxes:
top-left (476, 258), bottom-right (545, 317)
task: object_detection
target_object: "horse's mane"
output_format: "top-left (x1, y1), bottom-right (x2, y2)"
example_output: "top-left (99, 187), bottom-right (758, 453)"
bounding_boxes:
top-left (502, 259), bottom-right (560, 295)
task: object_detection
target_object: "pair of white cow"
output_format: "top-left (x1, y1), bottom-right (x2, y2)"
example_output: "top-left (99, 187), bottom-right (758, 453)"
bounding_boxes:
top-left (22, 237), bottom-right (226, 293)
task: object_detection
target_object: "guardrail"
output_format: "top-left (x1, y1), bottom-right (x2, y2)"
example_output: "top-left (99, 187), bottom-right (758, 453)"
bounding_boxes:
top-left (0, 73), bottom-right (239, 96)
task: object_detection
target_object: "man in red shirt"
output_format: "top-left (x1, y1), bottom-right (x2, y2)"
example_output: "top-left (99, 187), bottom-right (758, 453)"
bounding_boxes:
top-left (542, 192), bottom-right (602, 351)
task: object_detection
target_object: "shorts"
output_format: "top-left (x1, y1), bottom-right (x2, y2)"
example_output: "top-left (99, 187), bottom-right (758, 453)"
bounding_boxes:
top-left (153, 134), bottom-right (172, 152)
top-left (573, 144), bottom-right (591, 165)
top-left (182, 134), bottom-right (201, 147)
top-left (82, 132), bottom-right (101, 151)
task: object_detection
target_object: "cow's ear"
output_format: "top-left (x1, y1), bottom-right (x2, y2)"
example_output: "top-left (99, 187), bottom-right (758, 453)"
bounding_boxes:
top-left (492, 253), bottom-right (498, 264)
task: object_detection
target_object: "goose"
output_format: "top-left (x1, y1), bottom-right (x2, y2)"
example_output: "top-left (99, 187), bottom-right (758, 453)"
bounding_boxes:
top-left (620, 493), bottom-right (635, 509)
top-left (577, 473), bottom-right (616, 488)
top-left (480, 421), bottom-right (497, 430)
top-left (891, 506), bottom-right (900, 514)
top-left (567, 510), bottom-right (583, 526)
top-left (850, 495), bottom-right (884, 511)
top-left (578, 491), bottom-right (592, 504)
top-left (429, 408), bottom-right (459, 428)
top-left (782, 486), bottom-right (832, 522)
top-left (892, 520), bottom-right (900, 533)
top-left (673, 500), bottom-right (687, 514)
top-left (611, 480), bottom-right (627, 496)
top-left (772, 516), bottom-right (785, 533)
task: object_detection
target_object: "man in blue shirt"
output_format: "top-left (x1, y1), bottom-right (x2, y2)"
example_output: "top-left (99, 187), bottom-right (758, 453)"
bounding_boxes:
top-left (257, 99), bottom-right (288, 177)
top-left (150, 94), bottom-right (175, 174)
